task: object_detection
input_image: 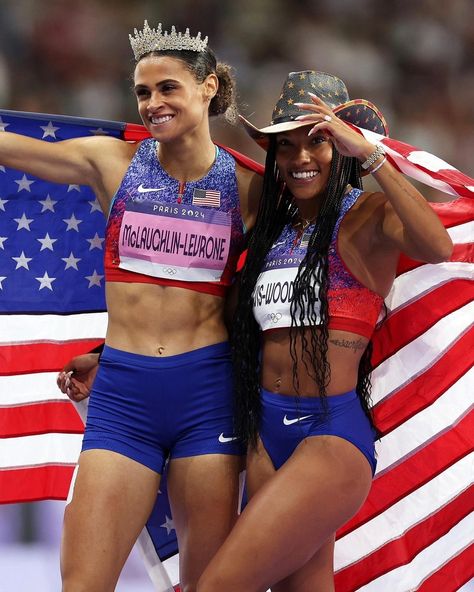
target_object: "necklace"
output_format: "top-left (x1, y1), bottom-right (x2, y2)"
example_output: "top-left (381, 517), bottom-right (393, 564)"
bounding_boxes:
top-left (292, 210), bottom-right (317, 231)
top-left (294, 216), bottom-right (316, 231)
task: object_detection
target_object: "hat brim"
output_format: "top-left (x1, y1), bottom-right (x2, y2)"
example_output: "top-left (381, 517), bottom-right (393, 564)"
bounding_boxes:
top-left (238, 115), bottom-right (313, 149)
top-left (240, 99), bottom-right (389, 151)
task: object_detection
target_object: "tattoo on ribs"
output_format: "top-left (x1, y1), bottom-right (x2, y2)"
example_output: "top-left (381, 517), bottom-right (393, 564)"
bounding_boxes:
top-left (329, 337), bottom-right (366, 353)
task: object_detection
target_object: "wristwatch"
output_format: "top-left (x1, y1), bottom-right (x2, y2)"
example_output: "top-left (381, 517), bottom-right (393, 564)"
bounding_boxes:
top-left (361, 144), bottom-right (386, 170)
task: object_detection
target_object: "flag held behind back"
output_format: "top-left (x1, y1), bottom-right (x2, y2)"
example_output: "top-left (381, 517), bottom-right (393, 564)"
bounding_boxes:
top-left (0, 109), bottom-right (472, 591)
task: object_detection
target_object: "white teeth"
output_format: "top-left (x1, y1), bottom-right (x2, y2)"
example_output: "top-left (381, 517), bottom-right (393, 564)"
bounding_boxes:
top-left (151, 115), bottom-right (173, 124)
top-left (292, 170), bottom-right (319, 179)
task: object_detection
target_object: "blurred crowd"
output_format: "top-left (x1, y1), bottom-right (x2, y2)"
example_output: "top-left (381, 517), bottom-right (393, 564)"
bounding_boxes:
top-left (0, 0), bottom-right (473, 549)
top-left (0, 0), bottom-right (472, 176)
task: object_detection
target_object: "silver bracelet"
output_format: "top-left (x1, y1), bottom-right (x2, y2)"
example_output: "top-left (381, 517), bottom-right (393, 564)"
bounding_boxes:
top-left (361, 144), bottom-right (386, 170)
top-left (369, 156), bottom-right (387, 174)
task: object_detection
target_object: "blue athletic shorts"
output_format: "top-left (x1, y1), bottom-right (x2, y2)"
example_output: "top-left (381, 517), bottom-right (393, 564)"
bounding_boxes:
top-left (81, 342), bottom-right (244, 474)
top-left (259, 388), bottom-right (377, 475)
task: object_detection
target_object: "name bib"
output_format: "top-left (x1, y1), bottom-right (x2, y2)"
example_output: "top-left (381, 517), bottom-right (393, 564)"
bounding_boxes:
top-left (253, 243), bottom-right (321, 331)
top-left (118, 200), bottom-right (231, 282)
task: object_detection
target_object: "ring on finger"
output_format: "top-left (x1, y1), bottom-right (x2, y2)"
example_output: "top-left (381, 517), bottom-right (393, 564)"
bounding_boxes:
top-left (323, 114), bottom-right (332, 122)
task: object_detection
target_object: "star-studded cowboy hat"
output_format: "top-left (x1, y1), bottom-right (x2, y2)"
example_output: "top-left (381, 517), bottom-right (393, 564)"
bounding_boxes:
top-left (240, 70), bottom-right (389, 150)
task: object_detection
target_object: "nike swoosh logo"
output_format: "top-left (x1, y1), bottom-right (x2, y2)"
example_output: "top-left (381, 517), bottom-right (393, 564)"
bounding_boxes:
top-left (272, 240), bottom-right (285, 248)
top-left (137, 184), bottom-right (165, 193)
top-left (283, 414), bottom-right (313, 426)
top-left (218, 433), bottom-right (239, 443)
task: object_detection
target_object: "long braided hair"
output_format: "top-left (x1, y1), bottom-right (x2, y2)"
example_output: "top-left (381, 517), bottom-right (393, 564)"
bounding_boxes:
top-left (232, 136), bottom-right (375, 447)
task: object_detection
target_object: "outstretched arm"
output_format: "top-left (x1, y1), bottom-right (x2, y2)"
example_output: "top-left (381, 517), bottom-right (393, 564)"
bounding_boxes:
top-left (0, 131), bottom-right (136, 212)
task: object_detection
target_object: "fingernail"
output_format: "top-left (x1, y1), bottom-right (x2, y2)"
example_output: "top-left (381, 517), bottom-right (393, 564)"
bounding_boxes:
top-left (308, 92), bottom-right (318, 99)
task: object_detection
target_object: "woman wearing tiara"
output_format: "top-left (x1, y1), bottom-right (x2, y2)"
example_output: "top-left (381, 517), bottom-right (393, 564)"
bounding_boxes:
top-left (196, 70), bottom-right (453, 591)
top-left (0, 22), bottom-right (262, 592)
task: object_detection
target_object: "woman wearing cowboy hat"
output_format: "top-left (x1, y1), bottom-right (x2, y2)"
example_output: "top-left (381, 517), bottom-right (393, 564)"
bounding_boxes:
top-left (197, 70), bottom-right (452, 591)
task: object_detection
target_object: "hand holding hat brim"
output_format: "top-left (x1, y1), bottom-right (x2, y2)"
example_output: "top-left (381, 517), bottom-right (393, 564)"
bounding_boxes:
top-left (239, 70), bottom-right (388, 151)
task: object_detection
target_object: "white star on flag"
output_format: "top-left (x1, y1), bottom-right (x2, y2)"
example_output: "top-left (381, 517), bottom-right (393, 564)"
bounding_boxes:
top-left (0, 117), bottom-right (10, 132)
top-left (40, 121), bottom-right (60, 139)
top-left (88, 199), bottom-right (102, 213)
top-left (0, 236), bottom-right (7, 249)
top-left (160, 515), bottom-right (175, 535)
top-left (87, 233), bottom-right (105, 250)
top-left (39, 195), bottom-right (57, 212)
top-left (15, 174), bottom-right (35, 192)
top-left (63, 214), bottom-right (82, 232)
top-left (61, 252), bottom-right (81, 270)
top-left (85, 269), bottom-right (104, 287)
top-left (67, 185), bottom-right (81, 192)
top-left (12, 251), bottom-right (33, 270)
top-left (35, 271), bottom-right (56, 291)
top-left (0, 276), bottom-right (6, 289)
top-left (0, 198), bottom-right (8, 211)
top-left (14, 213), bottom-right (34, 231)
top-left (37, 233), bottom-right (57, 251)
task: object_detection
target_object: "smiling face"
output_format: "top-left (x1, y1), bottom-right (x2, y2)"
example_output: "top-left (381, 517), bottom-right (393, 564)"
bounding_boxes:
top-left (133, 55), bottom-right (217, 143)
top-left (275, 126), bottom-right (333, 211)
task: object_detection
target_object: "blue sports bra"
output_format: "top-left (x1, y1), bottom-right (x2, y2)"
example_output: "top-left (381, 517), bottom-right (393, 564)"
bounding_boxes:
top-left (104, 140), bottom-right (245, 297)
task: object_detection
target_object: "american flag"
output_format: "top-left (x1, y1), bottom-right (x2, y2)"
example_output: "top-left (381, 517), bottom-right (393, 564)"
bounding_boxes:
top-left (192, 188), bottom-right (221, 207)
top-left (333, 128), bottom-right (474, 591)
top-left (0, 111), bottom-right (472, 591)
top-left (334, 198), bottom-right (473, 591)
top-left (0, 110), bottom-right (110, 504)
top-left (300, 231), bottom-right (312, 249)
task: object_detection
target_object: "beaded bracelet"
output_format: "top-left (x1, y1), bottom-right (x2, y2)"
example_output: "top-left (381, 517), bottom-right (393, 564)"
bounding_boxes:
top-left (369, 156), bottom-right (387, 174)
top-left (361, 144), bottom-right (386, 170)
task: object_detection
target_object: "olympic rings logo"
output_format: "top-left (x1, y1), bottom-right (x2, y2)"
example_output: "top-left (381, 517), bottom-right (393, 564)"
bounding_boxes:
top-left (268, 313), bottom-right (282, 323)
top-left (163, 267), bottom-right (177, 275)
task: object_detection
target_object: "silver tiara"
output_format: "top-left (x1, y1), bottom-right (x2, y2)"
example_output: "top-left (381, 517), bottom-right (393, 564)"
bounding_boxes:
top-left (129, 21), bottom-right (208, 61)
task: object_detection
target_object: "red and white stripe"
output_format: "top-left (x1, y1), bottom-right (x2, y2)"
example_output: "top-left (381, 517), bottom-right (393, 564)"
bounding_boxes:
top-left (0, 312), bottom-right (106, 503)
top-left (332, 150), bottom-right (474, 590)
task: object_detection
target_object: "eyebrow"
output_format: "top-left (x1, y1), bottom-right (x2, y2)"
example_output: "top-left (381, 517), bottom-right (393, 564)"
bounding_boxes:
top-left (134, 78), bottom-right (180, 91)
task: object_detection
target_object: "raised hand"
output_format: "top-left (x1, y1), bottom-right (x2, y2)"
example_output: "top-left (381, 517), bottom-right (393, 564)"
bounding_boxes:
top-left (294, 93), bottom-right (376, 161)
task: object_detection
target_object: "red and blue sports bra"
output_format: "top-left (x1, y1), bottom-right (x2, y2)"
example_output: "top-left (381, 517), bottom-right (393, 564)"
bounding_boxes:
top-left (104, 140), bottom-right (245, 297)
top-left (252, 188), bottom-right (384, 339)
